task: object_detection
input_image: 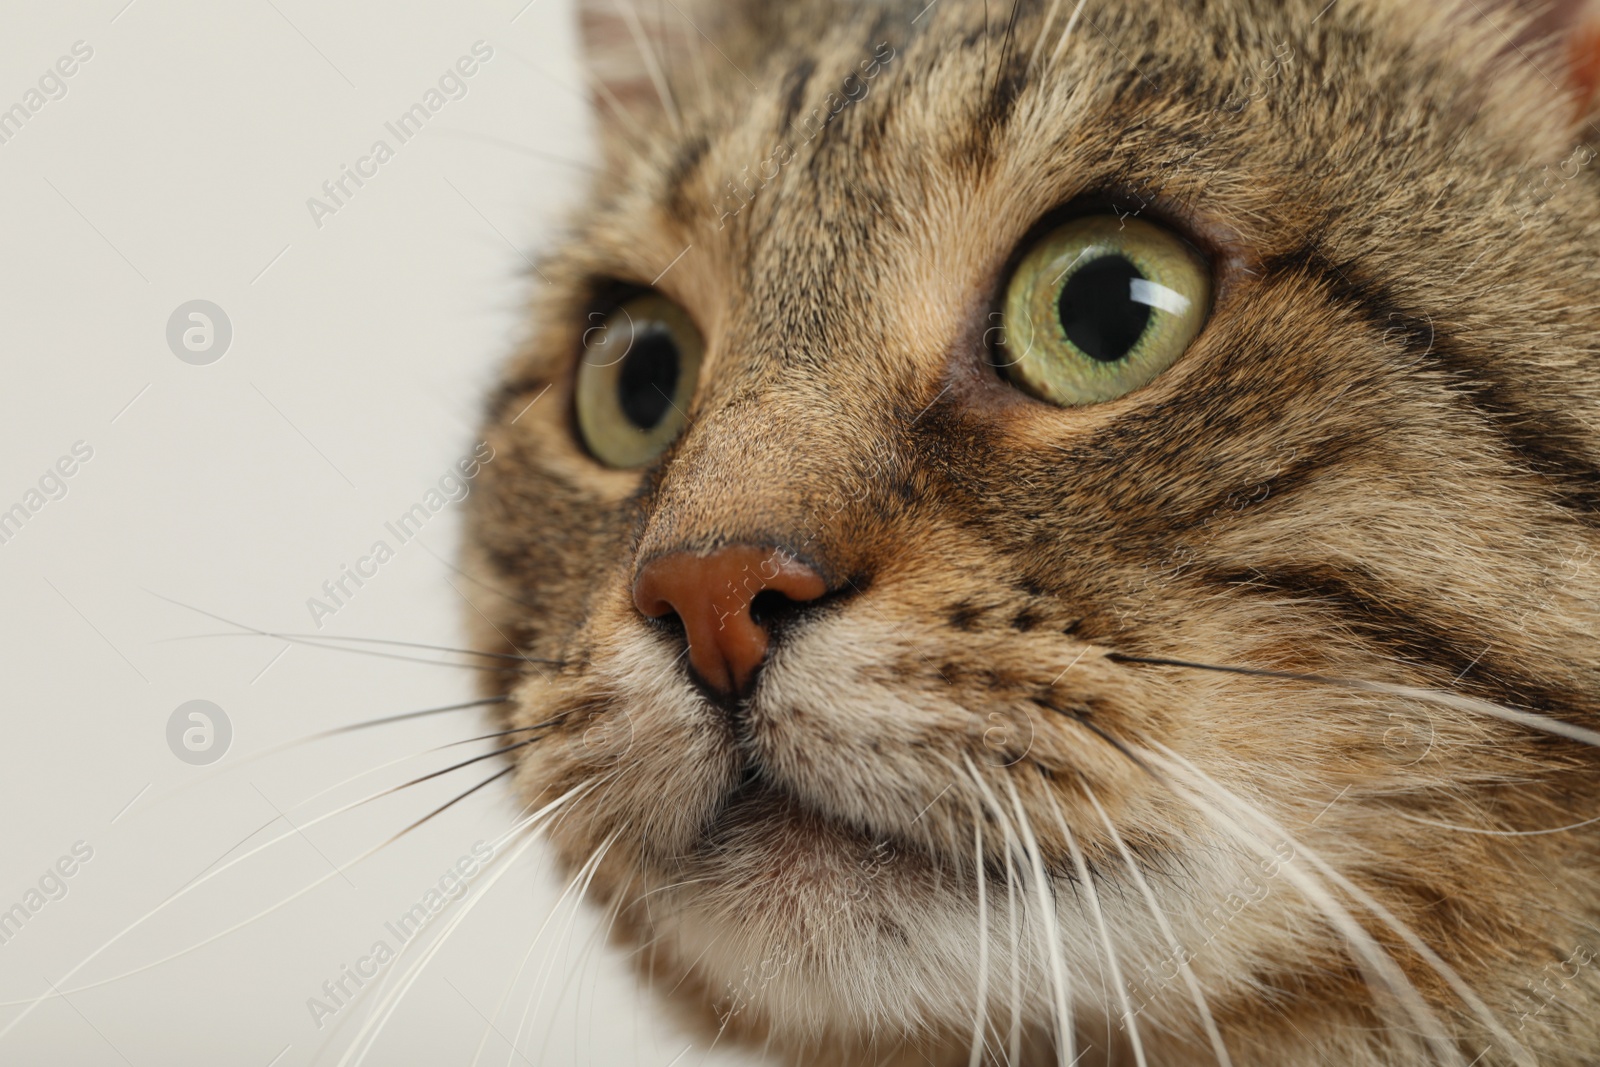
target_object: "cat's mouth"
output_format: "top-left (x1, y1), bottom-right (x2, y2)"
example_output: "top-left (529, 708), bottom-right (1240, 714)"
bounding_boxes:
top-left (530, 605), bottom-right (1115, 895)
top-left (705, 759), bottom-right (858, 845)
top-left (687, 751), bottom-right (935, 878)
top-left (682, 761), bottom-right (936, 898)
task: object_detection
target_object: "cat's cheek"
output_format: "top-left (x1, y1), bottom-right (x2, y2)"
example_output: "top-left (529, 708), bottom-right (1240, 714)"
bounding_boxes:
top-left (508, 648), bottom-right (741, 869)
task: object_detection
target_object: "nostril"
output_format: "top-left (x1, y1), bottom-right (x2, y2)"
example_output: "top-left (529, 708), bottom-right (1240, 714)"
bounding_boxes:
top-left (643, 602), bottom-right (686, 635)
top-left (748, 587), bottom-right (809, 627)
top-left (631, 544), bottom-right (830, 696)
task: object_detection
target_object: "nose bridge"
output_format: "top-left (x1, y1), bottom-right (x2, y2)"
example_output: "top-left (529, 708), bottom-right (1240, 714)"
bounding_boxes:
top-left (633, 383), bottom-right (887, 574)
top-left (624, 327), bottom-right (915, 698)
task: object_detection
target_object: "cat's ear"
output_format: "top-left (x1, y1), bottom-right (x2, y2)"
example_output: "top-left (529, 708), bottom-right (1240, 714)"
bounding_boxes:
top-left (1496, 0), bottom-right (1600, 119)
top-left (1547, 0), bottom-right (1600, 116)
top-left (1418, 0), bottom-right (1600, 120)
top-left (575, 0), bottom-right (732, 152)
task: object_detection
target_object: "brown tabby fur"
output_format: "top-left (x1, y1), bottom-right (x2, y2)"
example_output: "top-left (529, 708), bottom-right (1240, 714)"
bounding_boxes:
top-left (463, 0), bottom-right (1600, 1062)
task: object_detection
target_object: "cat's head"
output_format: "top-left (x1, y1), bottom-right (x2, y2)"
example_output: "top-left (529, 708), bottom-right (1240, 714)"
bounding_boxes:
top-left (467, 0), bottom-right (1600, 1060)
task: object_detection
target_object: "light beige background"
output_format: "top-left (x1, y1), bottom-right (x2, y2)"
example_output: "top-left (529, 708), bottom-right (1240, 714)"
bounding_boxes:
top-left (0, 2), bottom-right (761, 1064)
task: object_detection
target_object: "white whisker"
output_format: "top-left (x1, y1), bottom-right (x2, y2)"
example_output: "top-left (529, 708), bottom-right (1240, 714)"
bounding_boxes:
top-left (1026, 0), bottom-right (1068, 72)
top-left (529, 832), bottom-right (623, 1066)
top-left (1137, 746), bottom-right (1465, 1066)
top-left (469, 835), bottom-right (613, 1067)
top-left (1047, 0), bottom-right (1090, 70)
top-left (338, 822), bottom-right (555, 1067)
top-left (1045, 788), bottom-right (1147, 1067)
top-left (1147, 742), bottom-right (1535, 1067)
top-left (0, 773), bottom-right (590, 1015)
top-left (1393, 810), bottom-right (1600, 836)
top-left (170, 631), bottom-right (537, 662)
top-left (969, 815), bottom-right (991, 1067)
top-left (970, 758), bottom-right (1075, 1067)
top-left (145, 589), bottom-right (529, 673)
top-left (1113, 654), bottom-right (1600, 750)
top-left (946, 753), bottom-right (1036, 1064)
top-left (585, 67), bottom-right (654, 147)
top-left (1080, 779), bottom-right (1234, 1067)
top-left (1004, 835), bottom-right (1025, 1066)
top-left (618, 0), bottom-right (682, 134)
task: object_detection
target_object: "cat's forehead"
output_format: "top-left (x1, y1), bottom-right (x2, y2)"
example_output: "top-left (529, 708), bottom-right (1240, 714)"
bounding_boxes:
top-left (568, 0), bottom-right (1550, 359)
top-left (516, 0), bottom-right (1586, 443)
top-left (569, 17), bottom-right (1170, 396)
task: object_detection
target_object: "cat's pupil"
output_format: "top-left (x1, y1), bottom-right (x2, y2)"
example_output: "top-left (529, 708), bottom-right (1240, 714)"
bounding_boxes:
top-left (1058, 255), bottom-right (1151, 362)
top-left (617, 324), bottom-right (681, 429)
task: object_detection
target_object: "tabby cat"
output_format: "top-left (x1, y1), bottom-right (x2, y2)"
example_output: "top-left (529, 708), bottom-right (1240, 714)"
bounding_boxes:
top-left (463, 0), bottom-right (1600, 1062)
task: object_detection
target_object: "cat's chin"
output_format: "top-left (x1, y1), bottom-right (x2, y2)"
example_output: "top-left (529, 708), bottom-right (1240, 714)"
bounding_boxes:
top-left (631, 774), bottom-right (1010, 1045)
top-left (522, 692), bottom-right (1006, 1041)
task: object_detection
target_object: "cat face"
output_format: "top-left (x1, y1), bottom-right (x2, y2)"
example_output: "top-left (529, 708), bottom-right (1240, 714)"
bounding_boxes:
top-left (467, 0), bottom-right (1600, 1061)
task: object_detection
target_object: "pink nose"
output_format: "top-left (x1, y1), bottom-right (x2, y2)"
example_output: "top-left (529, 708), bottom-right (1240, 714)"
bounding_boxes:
top-left (632, 546), bottom-right (828, 696)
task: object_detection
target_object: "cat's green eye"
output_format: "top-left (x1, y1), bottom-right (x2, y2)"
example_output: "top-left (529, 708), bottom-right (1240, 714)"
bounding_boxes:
top-left (995, 215), bottom-right (1211, 406)
top-left (574, 293), bottom-right (704, 468)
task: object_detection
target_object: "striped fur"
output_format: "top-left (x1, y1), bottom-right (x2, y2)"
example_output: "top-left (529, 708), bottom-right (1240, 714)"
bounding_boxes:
top-left (466, 0), bottom-right (1600, 1062)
